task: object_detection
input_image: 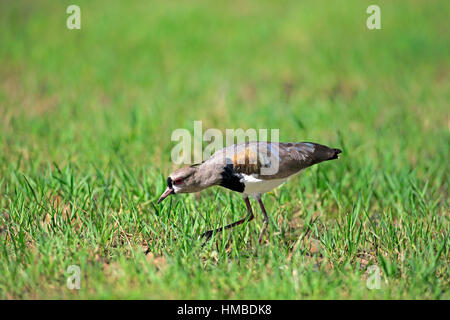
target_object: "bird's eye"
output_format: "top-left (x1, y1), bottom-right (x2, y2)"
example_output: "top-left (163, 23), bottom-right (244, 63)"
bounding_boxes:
top-left (173, 178), bottom-right (183, 185)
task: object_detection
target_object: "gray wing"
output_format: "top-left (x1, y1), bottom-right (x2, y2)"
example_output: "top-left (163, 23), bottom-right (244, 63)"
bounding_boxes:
top-left (205, 142), bottom-right (341, 179)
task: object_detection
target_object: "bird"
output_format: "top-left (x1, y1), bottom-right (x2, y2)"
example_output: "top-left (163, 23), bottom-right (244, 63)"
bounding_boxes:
top-left (157, 141), bottom-right (342, 244)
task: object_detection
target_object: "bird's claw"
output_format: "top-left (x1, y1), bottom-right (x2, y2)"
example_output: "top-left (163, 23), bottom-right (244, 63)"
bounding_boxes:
top-left (200, 230), bottom-right (214, 246)
top-left (201, 230), bottom-right (213, 240)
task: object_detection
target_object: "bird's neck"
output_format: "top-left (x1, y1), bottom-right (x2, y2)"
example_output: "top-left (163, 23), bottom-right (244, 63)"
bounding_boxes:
top-left (193, 163), bottom-right (223, 189)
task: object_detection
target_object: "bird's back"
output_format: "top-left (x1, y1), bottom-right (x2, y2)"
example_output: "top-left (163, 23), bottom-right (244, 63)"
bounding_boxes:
top-left (205, 141), bottom-right (341, 179)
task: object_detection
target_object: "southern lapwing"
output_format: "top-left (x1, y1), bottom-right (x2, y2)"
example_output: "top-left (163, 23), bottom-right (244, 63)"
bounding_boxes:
top-left (158, 142), bottom-right (341, 244)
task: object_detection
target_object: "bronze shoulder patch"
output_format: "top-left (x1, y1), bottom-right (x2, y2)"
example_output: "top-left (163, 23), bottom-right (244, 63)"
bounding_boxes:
top-left (232, 147), bottom-right (261, 175)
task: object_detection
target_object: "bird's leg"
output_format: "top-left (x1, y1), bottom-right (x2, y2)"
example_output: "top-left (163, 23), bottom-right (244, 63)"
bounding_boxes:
top-left (200, 196), bottom-right (254, 244)
top-left (257, 196), bottom-right (269, 244)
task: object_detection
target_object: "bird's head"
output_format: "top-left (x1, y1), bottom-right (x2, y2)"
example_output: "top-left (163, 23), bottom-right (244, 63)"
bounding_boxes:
top-left (157, 165), bottom-right (202, 204)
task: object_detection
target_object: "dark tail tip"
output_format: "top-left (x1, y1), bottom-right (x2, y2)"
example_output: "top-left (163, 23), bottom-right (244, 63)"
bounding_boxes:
top-left (330, 148), bottom-right (342, 160)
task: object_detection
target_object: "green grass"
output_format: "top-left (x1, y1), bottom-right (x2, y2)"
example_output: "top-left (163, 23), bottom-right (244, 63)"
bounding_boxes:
top-left (0, 0), bottom-right (449, 299)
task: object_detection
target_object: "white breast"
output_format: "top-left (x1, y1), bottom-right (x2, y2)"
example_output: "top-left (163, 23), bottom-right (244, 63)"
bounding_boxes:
top-left (241, 175), bottom-right (287, 196)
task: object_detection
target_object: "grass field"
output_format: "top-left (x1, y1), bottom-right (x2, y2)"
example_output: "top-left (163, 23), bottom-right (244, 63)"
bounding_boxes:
top-left (0, 0), bottom-right (449, 299)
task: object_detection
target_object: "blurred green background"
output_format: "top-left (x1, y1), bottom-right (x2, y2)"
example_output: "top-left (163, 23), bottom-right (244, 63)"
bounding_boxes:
top-left (0, 0), bottom-right (448, 299)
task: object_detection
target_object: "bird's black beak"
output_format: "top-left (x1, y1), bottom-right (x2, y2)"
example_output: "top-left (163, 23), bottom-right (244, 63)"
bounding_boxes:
top-left (157, 187), bottom-right (174, 204)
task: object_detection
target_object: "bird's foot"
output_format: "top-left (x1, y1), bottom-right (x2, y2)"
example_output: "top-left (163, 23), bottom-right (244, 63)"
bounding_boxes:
top-left (200, 230), bottom-right (213, 240)
top-left (200, 229), bottom-right (214, 246)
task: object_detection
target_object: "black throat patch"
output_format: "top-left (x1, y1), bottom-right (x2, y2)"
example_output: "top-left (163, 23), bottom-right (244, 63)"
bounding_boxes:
top-left (219, 164), bottom-right (245, 193)
top-left (167, 177), bottom-right (173, 189)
